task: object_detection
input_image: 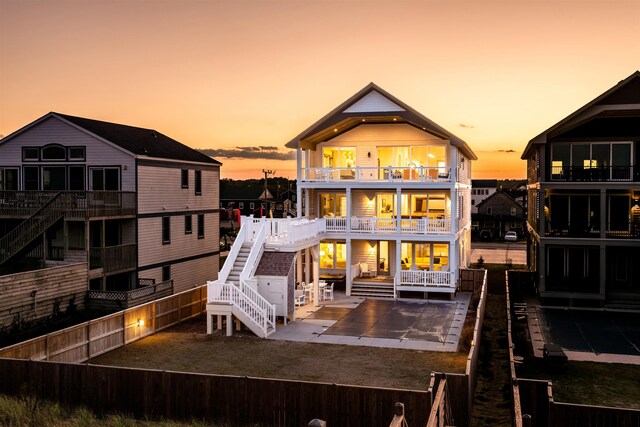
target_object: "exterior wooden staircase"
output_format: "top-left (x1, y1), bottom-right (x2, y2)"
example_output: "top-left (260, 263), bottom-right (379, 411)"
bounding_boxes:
top-left (351, 280), bottom-right (395, 298)
top-left (0, 192), bottom-right (66, 267)
top-left (207, 221), bottom-right (276, 338)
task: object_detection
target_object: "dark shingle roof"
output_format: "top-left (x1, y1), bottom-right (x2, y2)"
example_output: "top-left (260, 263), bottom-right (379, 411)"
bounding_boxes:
top-left (255, 252), bottom-right (295, 276)
top-left (55, 113), bottom-right (220, 165)
top-left (472, 179), bottom-right (498, 188)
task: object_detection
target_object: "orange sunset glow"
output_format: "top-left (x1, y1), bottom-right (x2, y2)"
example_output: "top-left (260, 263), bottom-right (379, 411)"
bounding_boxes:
top-left (1, 0), bottom-right (638, 180)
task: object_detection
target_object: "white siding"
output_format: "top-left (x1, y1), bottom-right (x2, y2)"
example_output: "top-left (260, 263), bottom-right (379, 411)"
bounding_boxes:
top-left (137, 165), bottom-right (219, 214)
top-left (351, 240), bottom-right (377, 271)
top-left (352, 190), bottom-right (376, 217)
top-left (343, 91), bottom-right (405, 113)
top-left (140, 255), bottom-right (218, 294)
top-left (137, 212), bottom-right (219, 267)
top-left (0, 116), bottom-right (136, 190)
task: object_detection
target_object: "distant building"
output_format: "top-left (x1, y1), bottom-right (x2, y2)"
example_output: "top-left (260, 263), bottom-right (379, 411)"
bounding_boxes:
top-left (0, 112), bottom-right (220, 326)
top-left (472, 190), bottom-right (525, 240)
top-left (521, 71), bottom-right (640, 307)
top-left (471, 179), bottom-right (497, 213)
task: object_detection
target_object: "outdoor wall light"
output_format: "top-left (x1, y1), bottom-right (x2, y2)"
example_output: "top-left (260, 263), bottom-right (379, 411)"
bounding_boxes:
top-left (367, 151), bottom-right (371, 158)
top-left (138, 319), bottom-right (145, 327)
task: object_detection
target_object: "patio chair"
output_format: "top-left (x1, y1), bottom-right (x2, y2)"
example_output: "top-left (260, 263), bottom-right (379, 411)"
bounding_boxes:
top-left (302, 282), bottom-right (314, 301)
top-left (294, 290), bottom-right (305, 307)
top-left (360, 262), bottom-right (375, 278)
top-left (323, 282), bottom-right (334, 301)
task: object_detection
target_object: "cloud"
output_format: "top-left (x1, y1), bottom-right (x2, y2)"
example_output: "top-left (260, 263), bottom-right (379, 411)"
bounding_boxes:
top-left (198, 147), bottom-right (295, 160)
top-left (459, 123), bottom-right (475, 129)
top-left (498, 149), bottom-right (516, 153)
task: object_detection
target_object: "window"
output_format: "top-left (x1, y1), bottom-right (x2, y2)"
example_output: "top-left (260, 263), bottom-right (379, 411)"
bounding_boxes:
top-left (162, 216), bottom-right (171, 244)
top-left (197, 214), bottom-right (204, 239)
top-left (487, 207), bottom-right (493, 215)
top-left (185, 215), bottom-right (192, 234)
top-left (510, 207), bottom-right (517, 216)
top-left (41, 145), bottom-right (66, 161)
top-left (181, 169), bottom-right (189, 188)
top-left (319, 242), bottom-right (346, 269)
top-left (68, 166), bottom-right (85, 190)
top-left (194, 170), bottom-right (202, 195)
top-left (22, 147), bottom-right (39, 161)
top-left (42, 166), bottom-right (66, 190)
top-left (250, 202), bottom-right (255, 209)
top-left (320, 193), bottom-right (346, 217)
top-left (471, 199), bottom-right (475, 205)
top-left (24, 166), bottom-right (39, 190)
top-left (68, 147), bottom-right (85, 161)
top-left (162, 265), bottom-right (171, 282)
top-left (0, 168), bottom-right (18, 190)
top-left (90, 168), bottom-right (120, 190)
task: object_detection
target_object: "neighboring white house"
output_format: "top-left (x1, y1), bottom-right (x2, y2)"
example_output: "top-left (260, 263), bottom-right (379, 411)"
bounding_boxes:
top-left (471, 179), bottom-right (497, 213)
top-left (0, 112), bottom-right (220, 315)
top-left (206, 83), bottom-right (476, 337)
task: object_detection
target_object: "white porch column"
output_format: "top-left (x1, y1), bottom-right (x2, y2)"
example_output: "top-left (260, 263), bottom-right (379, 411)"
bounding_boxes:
top-left (297, 149), bottom-right (302, 218)
top-left (346, 237), bottom-right (352, 296)
top-left (396, 188), bottom-right (402, 234)
top-left (395, 239), bottom-right (402, 286)
top-left (346, 187), bottom-right (352, 232)
top-left (451, 188), bottom-right (458, 233)
top-left (305, 248), bottom-right (311, 286)
top-left (449, 145), bottom-right (458, 182)
top-left (305, 189), bottom-right (311, 218)
top-left (310, 245), bottom-right (320, 306)
top-left (450, 239), bottom-right (459, 285)
top-left (296, 250), bottom-right (303, 286)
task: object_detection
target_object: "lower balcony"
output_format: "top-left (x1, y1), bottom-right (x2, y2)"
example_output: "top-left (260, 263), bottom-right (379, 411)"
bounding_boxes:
top-left (395, 269), bottom-right (455, 293)
top-left (89, 244), bottom-right (137, 273)
top-left (301, 166), bottom-right (451, 183)
top-left (87, 279), bottom-right (173, 309)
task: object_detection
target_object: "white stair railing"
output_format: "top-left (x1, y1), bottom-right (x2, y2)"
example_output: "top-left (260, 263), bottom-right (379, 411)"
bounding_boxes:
top-left (240, 221), bottom-right (267, 281)
top-left (239, 280), bottom-right (275, 332)
top-left (216, 223), bottom-right (248, 284)
top-left (207, 281), bottom-right (274, 337)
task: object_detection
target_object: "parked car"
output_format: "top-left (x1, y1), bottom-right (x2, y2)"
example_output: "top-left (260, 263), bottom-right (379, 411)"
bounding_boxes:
top-left (504, 231), bottom-right (518, 242)
top-left (479, 229), bottom-right (493, 241)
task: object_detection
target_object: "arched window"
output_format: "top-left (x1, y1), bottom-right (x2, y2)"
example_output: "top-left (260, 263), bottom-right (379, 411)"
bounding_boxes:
top-left (41, 145), bottom-right (66, 161)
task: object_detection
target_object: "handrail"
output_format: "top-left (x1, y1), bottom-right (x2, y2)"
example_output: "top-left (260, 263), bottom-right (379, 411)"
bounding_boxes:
top-left (207, 282), bottom-right (274, 337)
top-left (321, 216), bottom-right (451, 234)
top-left (397, 270), bottom-right (455, 287)
top-left (0, 192), bottom-right (66, 266)
top-left (216, 223), bottom-right (247, 284)
top-left (240, 280), bottom-right (276, 333)
top-left (241, 221), bottom-right (266, 280)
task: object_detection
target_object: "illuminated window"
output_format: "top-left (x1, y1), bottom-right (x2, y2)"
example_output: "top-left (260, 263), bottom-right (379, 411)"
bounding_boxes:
top-left (323, 147), bottom-right (355, 168)
top-left (320, 193), bottom-right (346, 217)
top-left (319, 242), bottom-right (346, 269)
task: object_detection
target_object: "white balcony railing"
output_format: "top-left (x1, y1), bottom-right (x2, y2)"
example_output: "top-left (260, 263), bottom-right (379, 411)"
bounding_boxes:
top-left (397, 270), bottom-right (455, 289)
top-left (244, 216), bottom-right (325, 246)
top-left (322, 217), bottom-right (450, 234)
top-left (301, 166), bottom-right (451, 183)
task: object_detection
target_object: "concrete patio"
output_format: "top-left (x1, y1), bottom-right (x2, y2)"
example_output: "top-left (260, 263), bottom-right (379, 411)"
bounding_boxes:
top-left (269, 291), bottom-right (470, 351)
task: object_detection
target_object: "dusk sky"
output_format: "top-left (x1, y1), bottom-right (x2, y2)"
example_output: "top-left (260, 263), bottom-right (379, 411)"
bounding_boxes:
top-left (1, 0), bottom-right (638, 179)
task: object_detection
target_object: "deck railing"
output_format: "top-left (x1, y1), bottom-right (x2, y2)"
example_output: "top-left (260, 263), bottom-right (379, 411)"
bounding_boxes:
top-left (245, 216), bottom-right (325, 245)
top-left (323, 216), bottom-right (451, 234)
top-left (87, 279), bottom-right (173, 307)
top-left (397, 270), bottom-right (455, 289)
top-left (606, 221), bottom-right (640, 239)
top-left (301, 166), bottom-right (451, 183)
top-left (89, 243), bottom-right (137, 273)
top-left (550, 165), bottom-right (635, 182)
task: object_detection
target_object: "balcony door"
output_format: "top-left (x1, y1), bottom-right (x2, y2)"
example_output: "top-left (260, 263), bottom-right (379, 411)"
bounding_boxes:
top-left (90, 167), bottom-right (120, 190)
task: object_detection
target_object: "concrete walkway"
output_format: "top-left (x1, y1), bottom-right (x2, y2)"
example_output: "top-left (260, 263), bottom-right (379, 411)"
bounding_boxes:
top-left (269, 292), bottom-right (470, 352)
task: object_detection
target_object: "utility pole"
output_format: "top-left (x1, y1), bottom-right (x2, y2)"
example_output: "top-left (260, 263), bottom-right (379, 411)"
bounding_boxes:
top-left (262, 169), bottom-right (275, 210)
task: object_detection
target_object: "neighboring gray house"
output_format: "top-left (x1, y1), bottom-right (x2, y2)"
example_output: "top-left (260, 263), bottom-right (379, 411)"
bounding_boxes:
top-left (471, 179), bottom-right (497, 213)
top-left (522, 71), bottom-right (640, 308)
top-left (473, 190), bottom-right (525, 239)
top-left (0, 112), bottom-right (221, 324)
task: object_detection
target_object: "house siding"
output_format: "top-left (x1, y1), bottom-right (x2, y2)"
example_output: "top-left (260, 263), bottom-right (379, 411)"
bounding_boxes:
top-left (0, 116), bottom-right (136, 190)
top-left (140, 254), bottom-right (218, 294)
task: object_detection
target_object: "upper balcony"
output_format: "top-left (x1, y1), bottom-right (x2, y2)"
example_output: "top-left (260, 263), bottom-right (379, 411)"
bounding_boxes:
top-left (549, 165), bottom-right (637, 183)
top-left (301, 166), bottom-right (451, 184)
top-left (323, 216), bottom-right (450, 235)
top-left (0, 191), bottom-right (136, 219)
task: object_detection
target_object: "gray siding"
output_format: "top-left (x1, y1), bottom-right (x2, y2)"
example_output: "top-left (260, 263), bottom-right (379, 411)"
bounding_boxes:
top-left (140, 255), bottom-right (218, 294)
top-left (0, 116), bottom-right (136, 190)
top-left (137, 164), bottom-right (219, 214)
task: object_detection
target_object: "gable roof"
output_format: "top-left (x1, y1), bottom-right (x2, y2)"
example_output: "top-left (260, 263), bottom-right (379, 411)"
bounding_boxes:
top-left (476, 190), bottom-right (523, 210)
top-left (522, 71), bottom-right (640, 159)
top-left (285, 82), bottom-right (477, 160)
top-left (1, 112), bottom-right (220, 165)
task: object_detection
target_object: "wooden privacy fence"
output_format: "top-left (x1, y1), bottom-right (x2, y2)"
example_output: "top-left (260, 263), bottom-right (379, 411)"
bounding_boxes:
top-left (0, 359), bottom-right (431, 427)
top-left (459, 268), bottom-right (485, 292)
top-left (506, 271), bottom-right (640, 427)
top-left (0, 286), bottom-right (206, 362)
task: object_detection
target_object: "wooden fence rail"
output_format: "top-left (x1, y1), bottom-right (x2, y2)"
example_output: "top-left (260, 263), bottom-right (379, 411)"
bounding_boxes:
top-left (0, 286), bottom-right (207, 362)
top-left (0, 359), bottom-right (431, 427)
